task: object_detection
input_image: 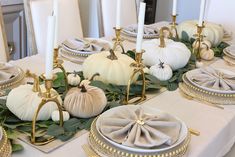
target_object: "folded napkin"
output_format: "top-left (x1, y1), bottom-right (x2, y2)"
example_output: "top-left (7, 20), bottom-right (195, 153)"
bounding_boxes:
top-left (62, 39), bottom-right (110, 52)
top-left (124, 24), bottom-right (159, 35)
top-left (100, 107), bottom-right (181, 148)
top-left (191, 67), bottom-right (235, 91)
top-left (0, 63), bottom-right (15, 82)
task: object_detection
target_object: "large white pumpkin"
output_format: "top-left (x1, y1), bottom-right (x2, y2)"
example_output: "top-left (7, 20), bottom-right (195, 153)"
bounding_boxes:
top-left (142, 33), bottom-right (191, 70)
top-left (6, 84), bottom-right (62, 121)
top-left (83, 50), bottom-right (136, 85)
top-left (178, 20), bottom-right (224, 46)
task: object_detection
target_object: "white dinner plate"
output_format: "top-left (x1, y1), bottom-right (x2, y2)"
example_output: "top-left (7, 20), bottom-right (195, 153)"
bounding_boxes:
top-left (96, 105), bottom-right (188, 153)
top-left (186, 68), bottom-right (235, 94)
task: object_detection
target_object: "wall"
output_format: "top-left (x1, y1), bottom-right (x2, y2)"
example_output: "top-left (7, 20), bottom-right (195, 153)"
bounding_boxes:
top-left (155, 0), bottom-right (200, 23)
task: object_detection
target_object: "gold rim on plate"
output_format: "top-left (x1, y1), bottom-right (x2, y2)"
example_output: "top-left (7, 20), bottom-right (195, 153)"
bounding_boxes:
top-left (0, 129), bottom-right (12, 157)
top-left (88, 118), bottom-right (191, 157)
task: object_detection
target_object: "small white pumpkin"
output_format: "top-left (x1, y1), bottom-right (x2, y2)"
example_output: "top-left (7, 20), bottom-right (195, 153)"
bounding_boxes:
top-left (6, 84), bottom-right (62, 121)
top-left (178, 20), bottom-right (224, 46)
top-left (150, 61), bottom-right (173, 81)
top-left (51, 110), bottom-right (70, 122)
top-left (143, 27), bottom-right (191, 70)
top-left (192, 40), bottom-right (212, 49)
top-left (83, 50), bottom-right (137, 85)
top-left (200, 45), bottom-right (215, 61)
top-left (64, 80), bottom-right (107, 118)
top-left (67, 71), bottom-right (81, 86)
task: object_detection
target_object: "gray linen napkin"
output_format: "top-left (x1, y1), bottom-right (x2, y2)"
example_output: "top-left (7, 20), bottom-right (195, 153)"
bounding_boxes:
top-left (100, 107), bottom-right (181, 148)
top-left (62, 39), bottom-right (110, 52)
top-left (0, 63), bottom-right (15, 81)
top-left (191, 67), bottom-right (235, 91)
top-left (123, 24), bottom-right (159, 35)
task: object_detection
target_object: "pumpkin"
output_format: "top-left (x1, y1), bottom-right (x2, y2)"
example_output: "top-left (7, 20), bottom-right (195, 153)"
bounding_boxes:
top-left (6, 84), bottom-right (62, 121)
top-left (68, 71), bottom-right (81, 86)
top-left (64, 80), bottom-right (107, 118)
top-left (51, 110), bottom-right (70, 122)
top-left (83, 50), bottom-right (136, 85)
top-left (200, 43), bottom-right (214, 61)
top-left (178, 20), bottom-right (224, 46)
top-left (192, 39), bottom-right (212, 49)
top-left (142, 27), bottom-right (191, 70)
top-left (150, 61), bottom-right (173, 81)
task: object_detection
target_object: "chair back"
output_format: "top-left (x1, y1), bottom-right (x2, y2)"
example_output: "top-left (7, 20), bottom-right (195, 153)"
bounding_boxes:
top-left (24, 0), bottom-right (83, 55)
top-left (0, 6), bottom-right (9, 62)
top-left (100, 0), bottom-right (137, 37)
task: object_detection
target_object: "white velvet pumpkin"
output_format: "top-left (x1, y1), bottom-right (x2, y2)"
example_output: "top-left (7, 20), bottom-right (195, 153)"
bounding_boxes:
top-left (83, 50), bottom-right (136, 85)
top-left (200, 48), bottom-right (214, 61)
top-left (150, 62), bottom-right (173, 81)
top-left (64, 84), bottom-right (107, 118)
top-left (192, 40), bottom-right (212, 49)
top-left (178, 20), bottom-right (224, 46)
top-left (142, 38), bottom-right (191, 70)
top-left (68, 72), bottom-right (81, 86)
top-left (6, 84), bottom-right (62, 121)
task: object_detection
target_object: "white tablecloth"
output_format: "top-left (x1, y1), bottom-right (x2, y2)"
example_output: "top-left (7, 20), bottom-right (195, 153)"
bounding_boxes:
top-left (10, 40), bottom-right (235, 157)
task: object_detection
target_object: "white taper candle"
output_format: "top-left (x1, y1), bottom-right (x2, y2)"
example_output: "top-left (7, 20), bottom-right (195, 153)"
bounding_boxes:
top-left (53, 0), bottom-right (59, 48)
top-left (45, 16), bottom-right (56, 79)
top-left (198, 0), bottom-right (206, 26)
top-left (116, 0), bottom-right (121, 29)
top-left (172, 0), bottom-right (177, 16)
top-left (136, 2), bottom-right (146, 53)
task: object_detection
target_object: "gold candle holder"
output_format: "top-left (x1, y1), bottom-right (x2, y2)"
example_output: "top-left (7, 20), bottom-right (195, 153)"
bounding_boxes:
top-left (123, 50), bottom-right (146, 105)
top-left (192, 23), bottom-right (205, 60)
top-left (112, 27), bottom-right (125, 53)
top-left (170, 14), bottom-right (179, 39)
top-left (53, 48), bottom-right (69, 91)
top-left (26, 71), bottom-right (64, 146)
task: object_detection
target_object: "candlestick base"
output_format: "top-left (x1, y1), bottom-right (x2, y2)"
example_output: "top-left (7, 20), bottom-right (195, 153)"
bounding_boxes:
top-left (122, 50), bottom-right (146, 105)
top-left (192, 23), bottom-right (205, 60)
top-left (112, 27), bottom-right (125, 53)
top-left (53, 48), bottom-right (69, 91)
top-left (25, 71), bottom-right (64, 146)
top-left (170, 15), bottom-right (179, 39)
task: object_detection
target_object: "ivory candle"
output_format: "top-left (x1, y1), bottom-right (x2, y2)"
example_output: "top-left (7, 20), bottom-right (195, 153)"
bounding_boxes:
top-left (45, 16), bottom-right (56, 79)
top-left (198, 0), bottom-right (206, 27)
top-left (136, 2), bottom-right (146, 53)
top-left (116, 0), bottom-right (121, 29)
top-left (53, 0), bottom-right (59, 48)
top-left (172, 0), bottom-right (177, 16)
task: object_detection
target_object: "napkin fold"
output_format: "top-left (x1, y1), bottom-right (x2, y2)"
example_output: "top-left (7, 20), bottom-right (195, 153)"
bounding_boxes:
top-left (191, 67), bottom-right (235, 91)
top-left (0, 63), bottom-right (15, 82)
top-left (62, 39), bottom-right (110, 53)
top-left (100, 107), bottom-right (181, 148)
top-left (123, 24), bottom-right (159, 36)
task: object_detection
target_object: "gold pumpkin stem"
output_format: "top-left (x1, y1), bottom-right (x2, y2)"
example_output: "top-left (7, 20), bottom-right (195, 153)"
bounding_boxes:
top-left (159, 27), bottom-right (172, 48)
top-left (107, 49), bottom-right (118, 60)
top-left (25, 70), bottom-right (41, 93)
top-left (90, 73), bottom-right (100, 81)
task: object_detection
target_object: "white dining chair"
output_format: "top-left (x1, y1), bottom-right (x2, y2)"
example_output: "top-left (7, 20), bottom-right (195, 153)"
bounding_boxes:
top-left (0, 6), bottom-right (9, 62)
top-left (100, 0), bottom-right (137, 37)
top-left (205, 0), bottom-right (235, 43)
top-left (24, 0), bottom-right (83, 55)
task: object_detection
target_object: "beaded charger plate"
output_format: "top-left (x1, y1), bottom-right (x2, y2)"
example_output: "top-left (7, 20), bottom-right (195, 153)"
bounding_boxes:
top-left (0, 67), bottom-right (25, 91)
top-left (88, 118), bottom-right (191, 157)
top-left (179, 74), bottom-right (235, 105)
top-left (0, 129), bottom-right (12, 157)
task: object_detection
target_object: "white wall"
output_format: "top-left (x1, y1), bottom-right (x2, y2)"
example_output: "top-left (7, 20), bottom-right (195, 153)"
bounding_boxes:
top-left (155, 0), bottom-right (200, 23)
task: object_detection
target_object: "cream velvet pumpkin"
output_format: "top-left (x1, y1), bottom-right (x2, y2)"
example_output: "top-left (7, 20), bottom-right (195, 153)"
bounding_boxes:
top-left (6, 84), bottom-right (62, 121)
top-left (150, 62), bottom-right (173, 81)
top-left (83, 50), bottom-right (136, 85)
top-left (142, 38), bottom-right (191, 70)
top-left (178, 20), bottom-right (224, 46)
top-left (64, 84), bottom-right (107, 118)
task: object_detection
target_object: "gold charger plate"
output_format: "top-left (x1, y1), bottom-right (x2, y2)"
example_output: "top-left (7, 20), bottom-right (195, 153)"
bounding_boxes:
top-left (0, 129), bottom-right (12, 157)
top-left (88, 118), bottom-right (191, 157)
top-left (179, 74), bottom-right (235, 105)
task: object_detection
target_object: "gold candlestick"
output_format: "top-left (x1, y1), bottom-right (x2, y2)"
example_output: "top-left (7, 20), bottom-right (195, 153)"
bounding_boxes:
top-left (112, 27), bottom-right (125, 53)
top-left (170, 14), bottom-right (179, 39)
top-left (192, 23), bottom-right (205, 60)
top-left (27, 72), bottom-right (64, 146)
top-left (53, 48), bottom-right (69, 91)
top-left (123, 50), bottom-right (146, 105)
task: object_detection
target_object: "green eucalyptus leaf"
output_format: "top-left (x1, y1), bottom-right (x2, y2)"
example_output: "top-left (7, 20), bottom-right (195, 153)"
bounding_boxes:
top-left (57, 132), bottom-right (75, 141)
top-left (181, 31), bottom-right (189, 41)
top-left (47, 124), bottom-right (65, 137)
top-left (167, 83), bottom-right (178, 91)
top-left (63, 118), bottom-right (82, 132)
top-left (12, 144), bottom-right (24, 152)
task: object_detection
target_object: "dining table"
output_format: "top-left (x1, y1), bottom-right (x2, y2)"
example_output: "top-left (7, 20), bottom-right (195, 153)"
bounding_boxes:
top-left (8, 39), bottom-right (235, 157)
